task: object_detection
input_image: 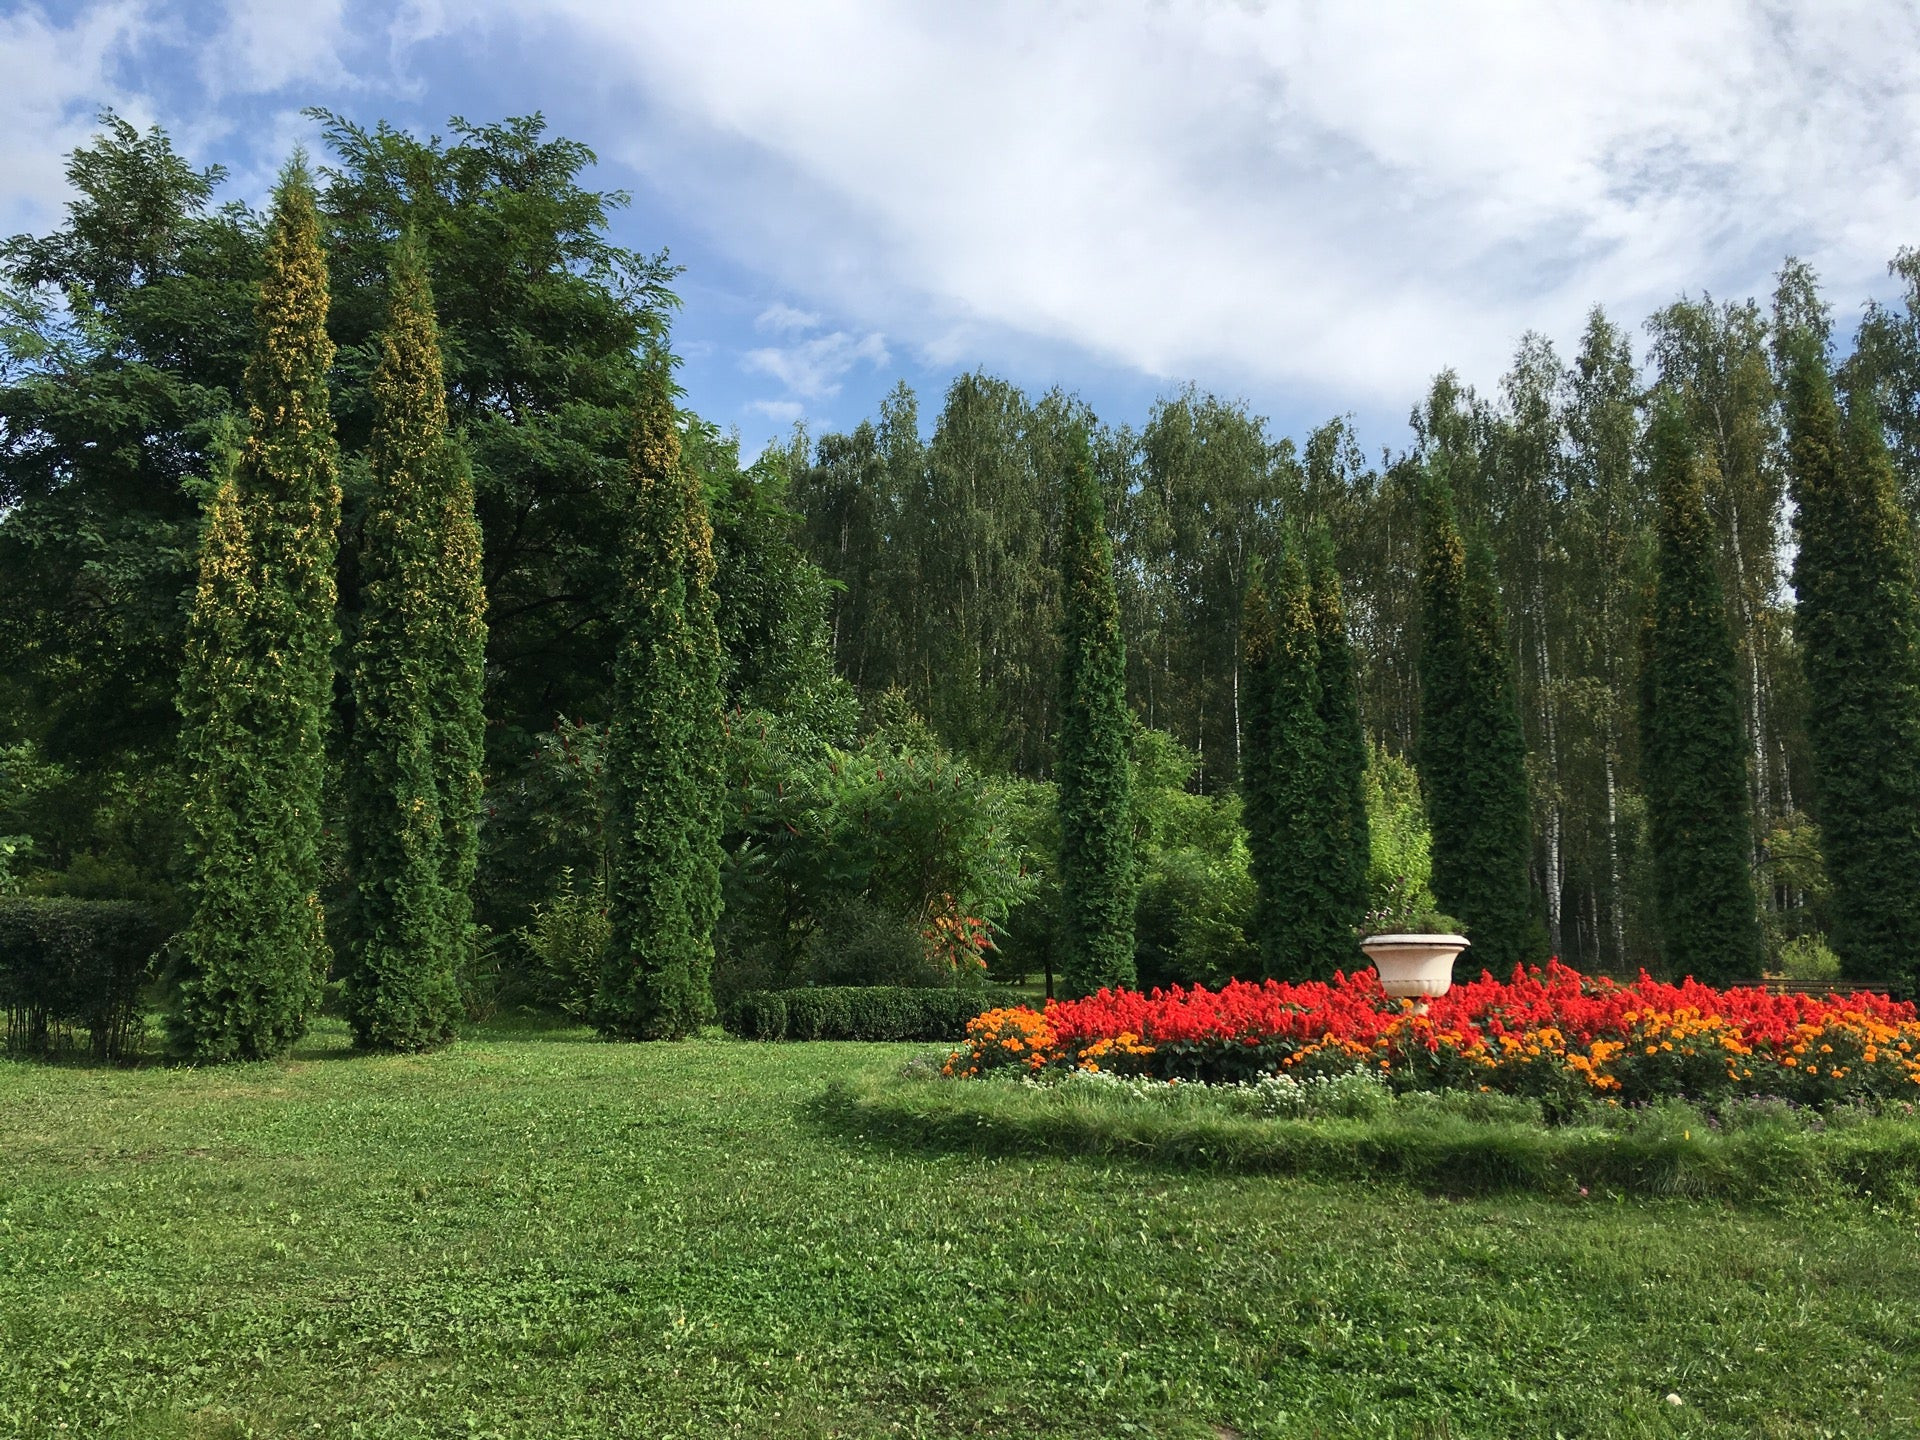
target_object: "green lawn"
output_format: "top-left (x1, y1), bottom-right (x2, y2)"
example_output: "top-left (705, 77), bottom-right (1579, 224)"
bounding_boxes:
top-left (2, 1025), bottom-right (1916, 1439)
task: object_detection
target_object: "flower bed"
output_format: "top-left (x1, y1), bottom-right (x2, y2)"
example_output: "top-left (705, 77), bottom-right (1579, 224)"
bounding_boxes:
top-left (943, 963), bottom-right (1920, 1109)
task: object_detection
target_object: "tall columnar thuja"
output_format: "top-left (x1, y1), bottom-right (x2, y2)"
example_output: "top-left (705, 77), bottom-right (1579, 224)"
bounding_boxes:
top-left (1310, 528), bottom-right (1371, 964)
top-left (172, 161), bottom-right (340, 1061)
top-left (1263, 547), bottom-right (1334, 977)
top-left (1245, 539), bottom-right (1379, 978)
top-left (342, 235), bottom-right (486, 1050)
top-left (1784, 338), bottom-right (1920, 988)
top-left (1055, 426), bottom-right (1136, 997)
top-left (1637, 395), bottom-right (1763, 985)
top-left (1239, 563), bottom-right (1281, 966)
top-left (1416, 462), bottom-right (1541, 971)
top-left (596, 371), bottom-right (726, 1038)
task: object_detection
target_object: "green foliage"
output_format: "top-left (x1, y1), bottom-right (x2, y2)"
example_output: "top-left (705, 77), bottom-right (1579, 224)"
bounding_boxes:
top-left (804, 901), bottom-right (944, 988)
top-left (1242, 546), bottom-right (1363, 978)
top-left (1133, 845), bottom-right (1257, 990)
top-left (1853, 245), bottom-right (1920, 522)
top-left (1785, 333), bottom-right (1920, 991)
top-left (1264, 548), bottom-right (1334, 975)
top-left (697, 430), bottom-right (859, 741)
top-left (1054, 428), bottom-right (1135, 996)
top-left (1363, 743), bottom-right (1436, 917)
top-left (0, 114), bottom-right (260, 789)
top-left (1128, 727), bottom-right (1254, 989)
top-left (313, 112), bottom-right (678, 753)
top-left (1310, 529), bottom-right (1371, 946)
top-left (1758, 811), bottom-right (1830, 965)
top-left (723, 985), bottom-right (1021, 1042)
top-left (475, 718), bottom-right (608, 941)
top-left (0, 896), bottom-right (165, 1058)
top-left (171, 162), bottom-right (340, 1062)
top-left (1777, 933), bottom-right (1842, 982)
top-left (341, 234), bottom-right (480, 1051)
top-left (717, 711), bottom-right (1031, 1003)
top-left (597, 374), bottom-right (727, 1040)
top-left (516, 868), bottom-right (610, 1020)
top-left (1417, 463), bottom-right (1543, 970)
top-left (1637, 395), bottom-right (1764, 984)
top-left (1359, 744), bottom-right (1443, 936)
top-left (1237, 564), bottom-right (1280, 963)
top-left (1120, 388), bottom-right (1288, 791)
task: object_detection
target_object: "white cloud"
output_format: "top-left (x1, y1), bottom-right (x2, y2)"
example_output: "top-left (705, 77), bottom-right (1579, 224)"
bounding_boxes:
top-left (199, 0), bottom-right (353, 98)
top-left (536, 0), bottom-right (1920, 408)
top-left (10, 1), bottom-right (1920, 423)
top-left (0, 1), bottom-right (460, 240)
top-left (743, 329), bottom-right (889, 399)
top-left (746, 397), bottom-right (804, 423)
top-left (0, 2), bottom-right (154, 236)
top-left (755, 302), bottom-right (820, 334)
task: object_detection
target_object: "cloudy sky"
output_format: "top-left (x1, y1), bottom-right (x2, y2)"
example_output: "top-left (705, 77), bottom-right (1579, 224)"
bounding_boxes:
top-left (6, 0), bottom-right (1920, 457)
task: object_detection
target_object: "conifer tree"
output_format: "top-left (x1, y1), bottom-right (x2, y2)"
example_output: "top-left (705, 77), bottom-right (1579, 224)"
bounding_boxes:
top-left (1417, 463), bottom-right (1541, 970)
top-left (172, 161), bottom-right (339, 1061)
top-left (1785, 338), bottom-right (1920, 988)
top-left (1056, 427), bottom-right (1135, 996)
top-left (596, 370), bottom-right (726, 1038)
top-left (1263, 547), bottom-right (1336, 976)
top-left (1637, 396), bottom-right (1763, 984)
top-left (1310, 528), bottom-right (1371, 961)
top-left (342, 234), bottom-right (483, 1050)
top-left (1239, 565), bottom-right (1280, 963)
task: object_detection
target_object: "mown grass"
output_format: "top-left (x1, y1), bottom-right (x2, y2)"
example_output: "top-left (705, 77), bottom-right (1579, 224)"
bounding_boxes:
top-left (836, 1069), bottom-right (1920, 1203)
top-left (1, 1024), bottom-right (1916, 1438)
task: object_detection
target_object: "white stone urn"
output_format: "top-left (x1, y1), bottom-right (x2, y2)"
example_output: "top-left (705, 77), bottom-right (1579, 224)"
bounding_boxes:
top-left (1359, 933), bottom-right (1470, 1014)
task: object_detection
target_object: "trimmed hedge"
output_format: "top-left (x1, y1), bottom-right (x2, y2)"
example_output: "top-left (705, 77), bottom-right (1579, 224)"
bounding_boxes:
top-left (0, 898), bottom-right (167, 1059)
top-left (726, 986), bottom-right (1023, 1042)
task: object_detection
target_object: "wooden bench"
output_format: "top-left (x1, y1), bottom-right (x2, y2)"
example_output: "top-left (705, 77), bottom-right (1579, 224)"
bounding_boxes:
top-left (1742, 978), bottom-right (1894, 997)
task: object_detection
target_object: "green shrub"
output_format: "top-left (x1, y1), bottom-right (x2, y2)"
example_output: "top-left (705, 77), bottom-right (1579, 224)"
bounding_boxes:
top-left (0, 897), bottom-right (167, 1059)
top-left (1133, 846), bottom-right (1256, 990)
top-left (805, 901), bottom-right (945, 988)
top-left (715, 711), bottom-right (1033, 999)
top-left (725, 985), bottom-right (1021, 1042)
top-left (1778, 933), bottom-right (1842, 982)
top-left (516, 869), bottom-right (609, 1019)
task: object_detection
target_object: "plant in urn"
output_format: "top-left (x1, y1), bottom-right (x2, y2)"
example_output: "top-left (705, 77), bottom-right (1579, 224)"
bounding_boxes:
top-left (1356, 877), bottom-right (1469, 1015)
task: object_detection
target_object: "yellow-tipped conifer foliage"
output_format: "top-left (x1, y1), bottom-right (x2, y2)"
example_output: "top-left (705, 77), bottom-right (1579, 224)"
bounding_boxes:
top-left (596, 371), bottom-right (725, 1039)
top-left (172, 160), bottom-right (340, 1061)
top-left (343, 234), bottom-right (485, 1050)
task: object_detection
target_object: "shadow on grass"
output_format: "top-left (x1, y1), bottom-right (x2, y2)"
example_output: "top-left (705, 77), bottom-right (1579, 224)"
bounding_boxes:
top-left (459, 1008), bottom-right (599, 1044)
top-left (1, 1009), bottom-right (578, 1069)
top-left (810, 1071), bottom-right (1920, 1206)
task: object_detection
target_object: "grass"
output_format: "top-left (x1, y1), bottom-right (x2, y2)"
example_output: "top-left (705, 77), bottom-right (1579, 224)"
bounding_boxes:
top-left (838, 1068), bottom-right (1920, 1203)
top-left (0, 1023), bottom-right (1915, 1438)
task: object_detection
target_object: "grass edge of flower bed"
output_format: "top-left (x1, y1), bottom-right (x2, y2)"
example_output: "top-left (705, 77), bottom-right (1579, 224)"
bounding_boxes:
top-left (824, 1069), bottom-right (1920, 1202)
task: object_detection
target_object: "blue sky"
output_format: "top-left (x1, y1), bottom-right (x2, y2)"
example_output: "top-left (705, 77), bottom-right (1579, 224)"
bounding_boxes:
top-left (7, 1), bottom-right (1920, 462)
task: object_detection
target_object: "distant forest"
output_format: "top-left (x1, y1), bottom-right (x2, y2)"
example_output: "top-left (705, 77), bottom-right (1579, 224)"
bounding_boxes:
top-left (5, 111), bottom-right (1919, 980)
top-left (781, 261), bottom-right (1920, 973)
